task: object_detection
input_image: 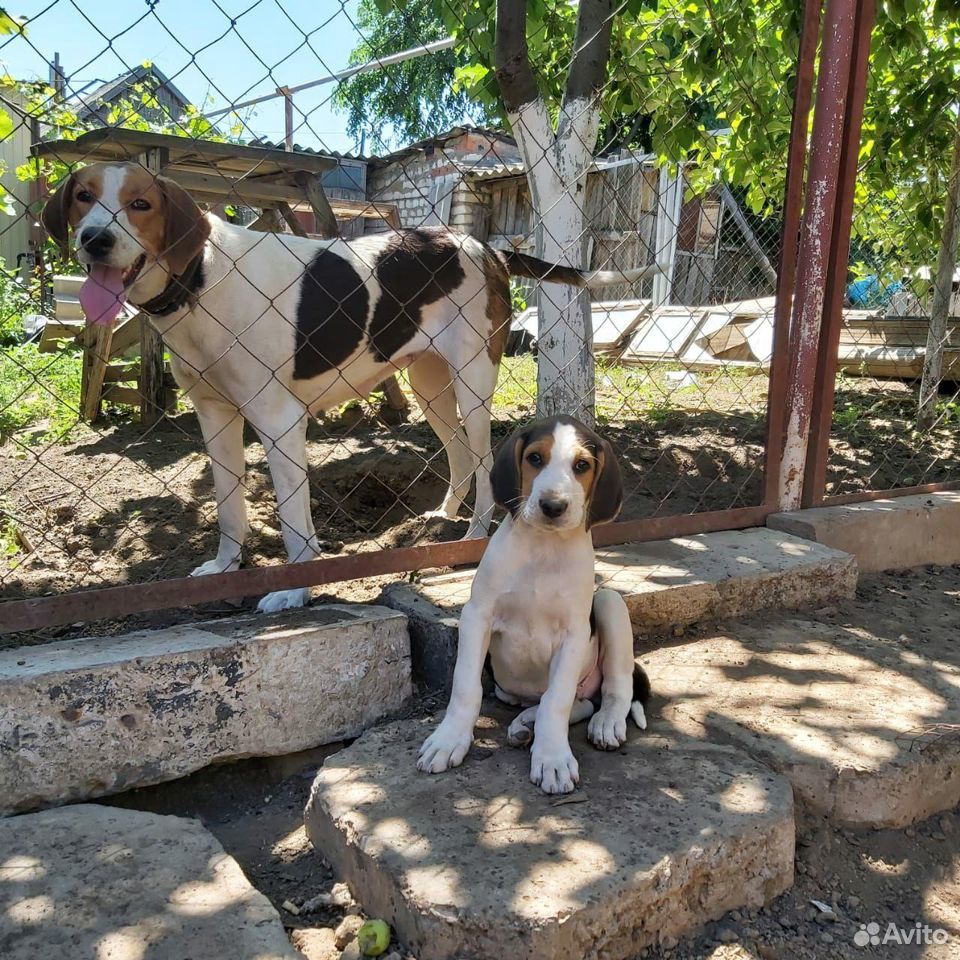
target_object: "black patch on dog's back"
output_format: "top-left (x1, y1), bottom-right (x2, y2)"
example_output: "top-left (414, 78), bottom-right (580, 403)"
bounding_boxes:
top-left (367, 228), bottom-right (466, 362)
top-left (293, 249), bottom-right (370, 379)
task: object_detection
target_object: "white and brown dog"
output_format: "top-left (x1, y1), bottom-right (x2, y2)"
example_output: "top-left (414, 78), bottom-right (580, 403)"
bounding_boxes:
top-left (418, 415), bottom-right (649, 795)
top-left (41, 163), bottom-right (657, 613)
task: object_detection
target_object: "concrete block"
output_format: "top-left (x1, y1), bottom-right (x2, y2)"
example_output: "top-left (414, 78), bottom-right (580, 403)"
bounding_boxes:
top-left (643, 618), bottom-right (960, 828)
top-left (381, 528), bottom-right (857, 692)
top-left (0, 605), bottom-right (411, 814)
top-left (0, 804), bottom-right (299, 959)
top-left (768, 491), bottom-right (960, 572)
top-left (305, 716), bottom-right (794, 960)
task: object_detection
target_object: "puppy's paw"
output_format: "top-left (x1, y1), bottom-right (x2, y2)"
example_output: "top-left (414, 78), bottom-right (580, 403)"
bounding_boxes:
top-left (417, 724), bottom-right (472, 774)
top-left (191, 557), bottom-right (240, 577)
top-left (506, 715), bottom-right (534, 748)
top-left (257, 588), bottom-right (309, 614)
top-left (530, 745), bottom-right (579, 794)
top-left (588, 707), bottom-right (629, 750)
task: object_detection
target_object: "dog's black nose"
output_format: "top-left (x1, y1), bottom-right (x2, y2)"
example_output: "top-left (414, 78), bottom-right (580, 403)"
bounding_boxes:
top-left (539, 497), bottom-right (568, 519)
top-left (79, 228), bottom-right (115, 258)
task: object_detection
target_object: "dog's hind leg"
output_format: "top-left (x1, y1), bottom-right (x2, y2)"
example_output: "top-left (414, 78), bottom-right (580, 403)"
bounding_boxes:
top-left (408, 352), bottom-right (473, 522)
top-left (451, 354), bottom-right (498, 540)
top-left (506, 698), bottom-right (595, 748)
top-left (251, 401), bottom-right (321, 613)
top-left (588, 588), bottom-right (646, 750)
top-left (190, 397), bottom-right (248, 578)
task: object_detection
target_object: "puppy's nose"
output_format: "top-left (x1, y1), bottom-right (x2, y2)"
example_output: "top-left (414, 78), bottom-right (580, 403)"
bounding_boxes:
top-left (539, 497), bottom-right (568, 519)
top-left (79, 228), bottom-right (115, 258)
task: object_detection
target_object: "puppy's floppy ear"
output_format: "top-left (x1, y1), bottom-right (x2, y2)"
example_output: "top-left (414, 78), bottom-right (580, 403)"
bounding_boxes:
top-left (158, 174), bottom-right (210, 274)
top-left (490, 426), bottom-right (528, 516)
top-left (587, 436), bottom-right (623, 529)
top-left (40, 172), bottom-right (76, 258)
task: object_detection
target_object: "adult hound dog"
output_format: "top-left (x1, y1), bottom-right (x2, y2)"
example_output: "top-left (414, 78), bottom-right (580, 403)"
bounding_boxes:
top-left (42, 163), bottom-right (656, 613)
top-left (418, 415), bottom-right (650, 795)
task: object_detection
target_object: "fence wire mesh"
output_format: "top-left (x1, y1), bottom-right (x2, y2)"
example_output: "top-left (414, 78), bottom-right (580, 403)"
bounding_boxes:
top-left (0, 0), bottom-right (798, 623)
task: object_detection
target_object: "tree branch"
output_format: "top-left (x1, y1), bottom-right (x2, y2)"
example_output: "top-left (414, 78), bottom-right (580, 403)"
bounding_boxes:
top-left (494, 0), bottom-right (539, 112)
top-left (563, 0), bottom-right (615, 107)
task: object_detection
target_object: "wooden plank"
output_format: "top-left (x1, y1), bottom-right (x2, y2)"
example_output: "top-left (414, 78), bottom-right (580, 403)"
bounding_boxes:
top-left (80, 323), bottom-right (113, 422)
top-left (248, 207), bottom-right (284, 233)
top-left (101, 385), bottom-right (142, 407)
top-left (377, 375), bottom-right (410, 413)
top-left (103, 364), bottom-right (139, 382)
top-left (296, 171), bottom-right (339, 239)
top-left (33, 128), bottom-right (335, 175)
top-left (108, 315), bottom-right (143, 357)
top-left (277, 201), bottom-right (309, 237)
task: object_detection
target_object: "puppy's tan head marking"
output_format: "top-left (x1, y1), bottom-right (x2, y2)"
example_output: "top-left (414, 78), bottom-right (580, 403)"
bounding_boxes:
top-left (491, 415), bottom-right (622, 530)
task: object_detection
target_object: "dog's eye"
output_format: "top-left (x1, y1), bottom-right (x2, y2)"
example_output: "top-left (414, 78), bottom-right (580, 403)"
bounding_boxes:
top-left (130, 198), bottom-right (151, 211)
top-left (573, 458), bottom-right (592, 474)
top-left (75, 189), bottom-right (94, 203)
top-left (526, 451), bottom-right (543, 467)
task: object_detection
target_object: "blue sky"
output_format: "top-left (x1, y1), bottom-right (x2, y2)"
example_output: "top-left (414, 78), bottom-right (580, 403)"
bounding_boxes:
top-left (0, 0), bottom-right (384, 154)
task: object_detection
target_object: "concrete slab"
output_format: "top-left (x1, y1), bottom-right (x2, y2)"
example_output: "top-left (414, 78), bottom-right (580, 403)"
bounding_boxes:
top-left (768, 490), bottom-right (960, 572)
top-left (383, 528), bottom-right (857, 691)
top-left (0, 804), bottom-right (299, 959)
top-left (305, 715), bottom-right (795, 960)
top-left (643, 618), bottom-right (960, 828)
top-left (0, 604), bottom-right (411, 815)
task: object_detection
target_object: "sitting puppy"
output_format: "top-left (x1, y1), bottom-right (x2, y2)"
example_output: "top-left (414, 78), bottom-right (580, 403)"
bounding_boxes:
top-left (418, 415), bottom-right (649, 794)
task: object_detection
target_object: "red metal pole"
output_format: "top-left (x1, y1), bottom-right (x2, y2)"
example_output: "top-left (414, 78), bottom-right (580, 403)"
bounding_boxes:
top-left (776, 0), bottom-right (860, 511)
top-left (763, 0), bottom-right (823, 507)
top-left (801, 0), bottom-right (876, 506)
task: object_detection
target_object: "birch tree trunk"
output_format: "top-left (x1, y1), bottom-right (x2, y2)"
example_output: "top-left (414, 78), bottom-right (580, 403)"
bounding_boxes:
top-left (495, 0), bottom-right (613, 425)
top-left (918, 108), bottom-right (960, 429)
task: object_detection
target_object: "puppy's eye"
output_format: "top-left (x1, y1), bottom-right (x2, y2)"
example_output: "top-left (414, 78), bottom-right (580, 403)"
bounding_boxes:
top-left (130, 198), bottom-right (151, 211)
top-left (526, 451), bottom-right (543, 467)
top-left (573, 458), bottom-right (592, 474)
top-left (75, 189), bottom-right (94, 203)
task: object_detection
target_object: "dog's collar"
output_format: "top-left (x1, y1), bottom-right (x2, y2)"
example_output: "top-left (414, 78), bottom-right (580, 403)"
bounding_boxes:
top-left (134, 251), bottom-right (205, 317)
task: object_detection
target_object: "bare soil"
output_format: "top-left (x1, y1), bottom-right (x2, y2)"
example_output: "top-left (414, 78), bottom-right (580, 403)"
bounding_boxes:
top-left (101, 567), bottom-right (960, 960)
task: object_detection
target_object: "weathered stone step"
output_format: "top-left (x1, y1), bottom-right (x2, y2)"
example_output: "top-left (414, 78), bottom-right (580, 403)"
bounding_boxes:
top-left (0, 804), bottom-right (299, 959)
top-left (305, 714), bottom-right (795, 960)
top-left (769, 490), bottom-right (960, 573)
top-left (642, 617), bottom-right (960, 828)
top-left (382, 527), bottom-right (857, 691)
top-left (0, 604), bottom-right (411, 815)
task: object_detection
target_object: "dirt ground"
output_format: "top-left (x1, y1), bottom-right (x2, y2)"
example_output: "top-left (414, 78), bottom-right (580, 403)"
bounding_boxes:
top-left (2, 367), bottom-right (957, 635)
top-left (100, 565), bottom-right (960, 960)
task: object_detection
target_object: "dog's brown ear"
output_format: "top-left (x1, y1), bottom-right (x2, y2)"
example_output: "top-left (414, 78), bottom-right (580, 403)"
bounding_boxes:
top-left (158, 175), bottom-right (210, 274)
top-left (587, 437), bottom-right (623, 529)
top-left (490, 426), bottom-right (528, 516)
top-left (40, 172), bottom-right (76, 257)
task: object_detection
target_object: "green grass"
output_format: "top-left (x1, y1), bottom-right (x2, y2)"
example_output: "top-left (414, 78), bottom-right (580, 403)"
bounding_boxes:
top-left (0, 341), bottom-right (85, 444)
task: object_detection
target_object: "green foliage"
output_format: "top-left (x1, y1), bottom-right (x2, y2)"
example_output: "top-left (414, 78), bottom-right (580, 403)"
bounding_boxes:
top-left (0, 342), bottom-right (84, 444)
top-left (334, 0), bottom-right (498, 149)
top-left (348, 0), bottom-right (960, 271)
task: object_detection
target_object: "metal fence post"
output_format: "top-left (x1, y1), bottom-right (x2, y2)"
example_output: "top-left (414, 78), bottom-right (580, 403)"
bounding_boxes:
top-left (763, 0), bottom-right (822, 508)
top-left (776, 0), bottom-right (866, 511)
top-left (801, 0), bottom-right (876, 507)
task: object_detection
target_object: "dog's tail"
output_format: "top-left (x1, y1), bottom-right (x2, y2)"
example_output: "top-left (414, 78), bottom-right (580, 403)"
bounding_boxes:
top-left (630, 663), bottom-right (651, 730)
top-left (500, 250), bottom-right (661, 290)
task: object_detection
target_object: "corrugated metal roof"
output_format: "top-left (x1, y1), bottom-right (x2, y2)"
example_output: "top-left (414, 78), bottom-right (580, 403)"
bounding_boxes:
top-left (464, 152), bottom-right (657, 181)
top-left (250, 139), bottom-right (368, 162)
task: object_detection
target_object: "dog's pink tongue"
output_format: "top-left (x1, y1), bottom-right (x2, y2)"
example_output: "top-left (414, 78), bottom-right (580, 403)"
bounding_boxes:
top-left (79, 264), bottom-right (127, 326)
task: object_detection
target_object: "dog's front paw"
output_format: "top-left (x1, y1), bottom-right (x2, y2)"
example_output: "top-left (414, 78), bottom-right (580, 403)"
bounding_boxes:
top-left (191, 557), bottom-right (240, 577)
top-left (588, 707), bottom-right (628, 750)
top-left (530, 744), bottom-right (579, 794)
top-left (417, 723), bottom-right (473, 774)
top-left (257, 588), bottom-right (309, 614)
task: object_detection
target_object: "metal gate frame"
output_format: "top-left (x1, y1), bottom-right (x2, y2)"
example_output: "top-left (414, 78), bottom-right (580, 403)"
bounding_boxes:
top-left (3, 0), bottom-right (922, 635)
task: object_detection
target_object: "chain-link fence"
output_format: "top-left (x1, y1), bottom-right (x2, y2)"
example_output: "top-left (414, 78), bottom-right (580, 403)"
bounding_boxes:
top-left (0, 0), bottom-right (950, 635)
